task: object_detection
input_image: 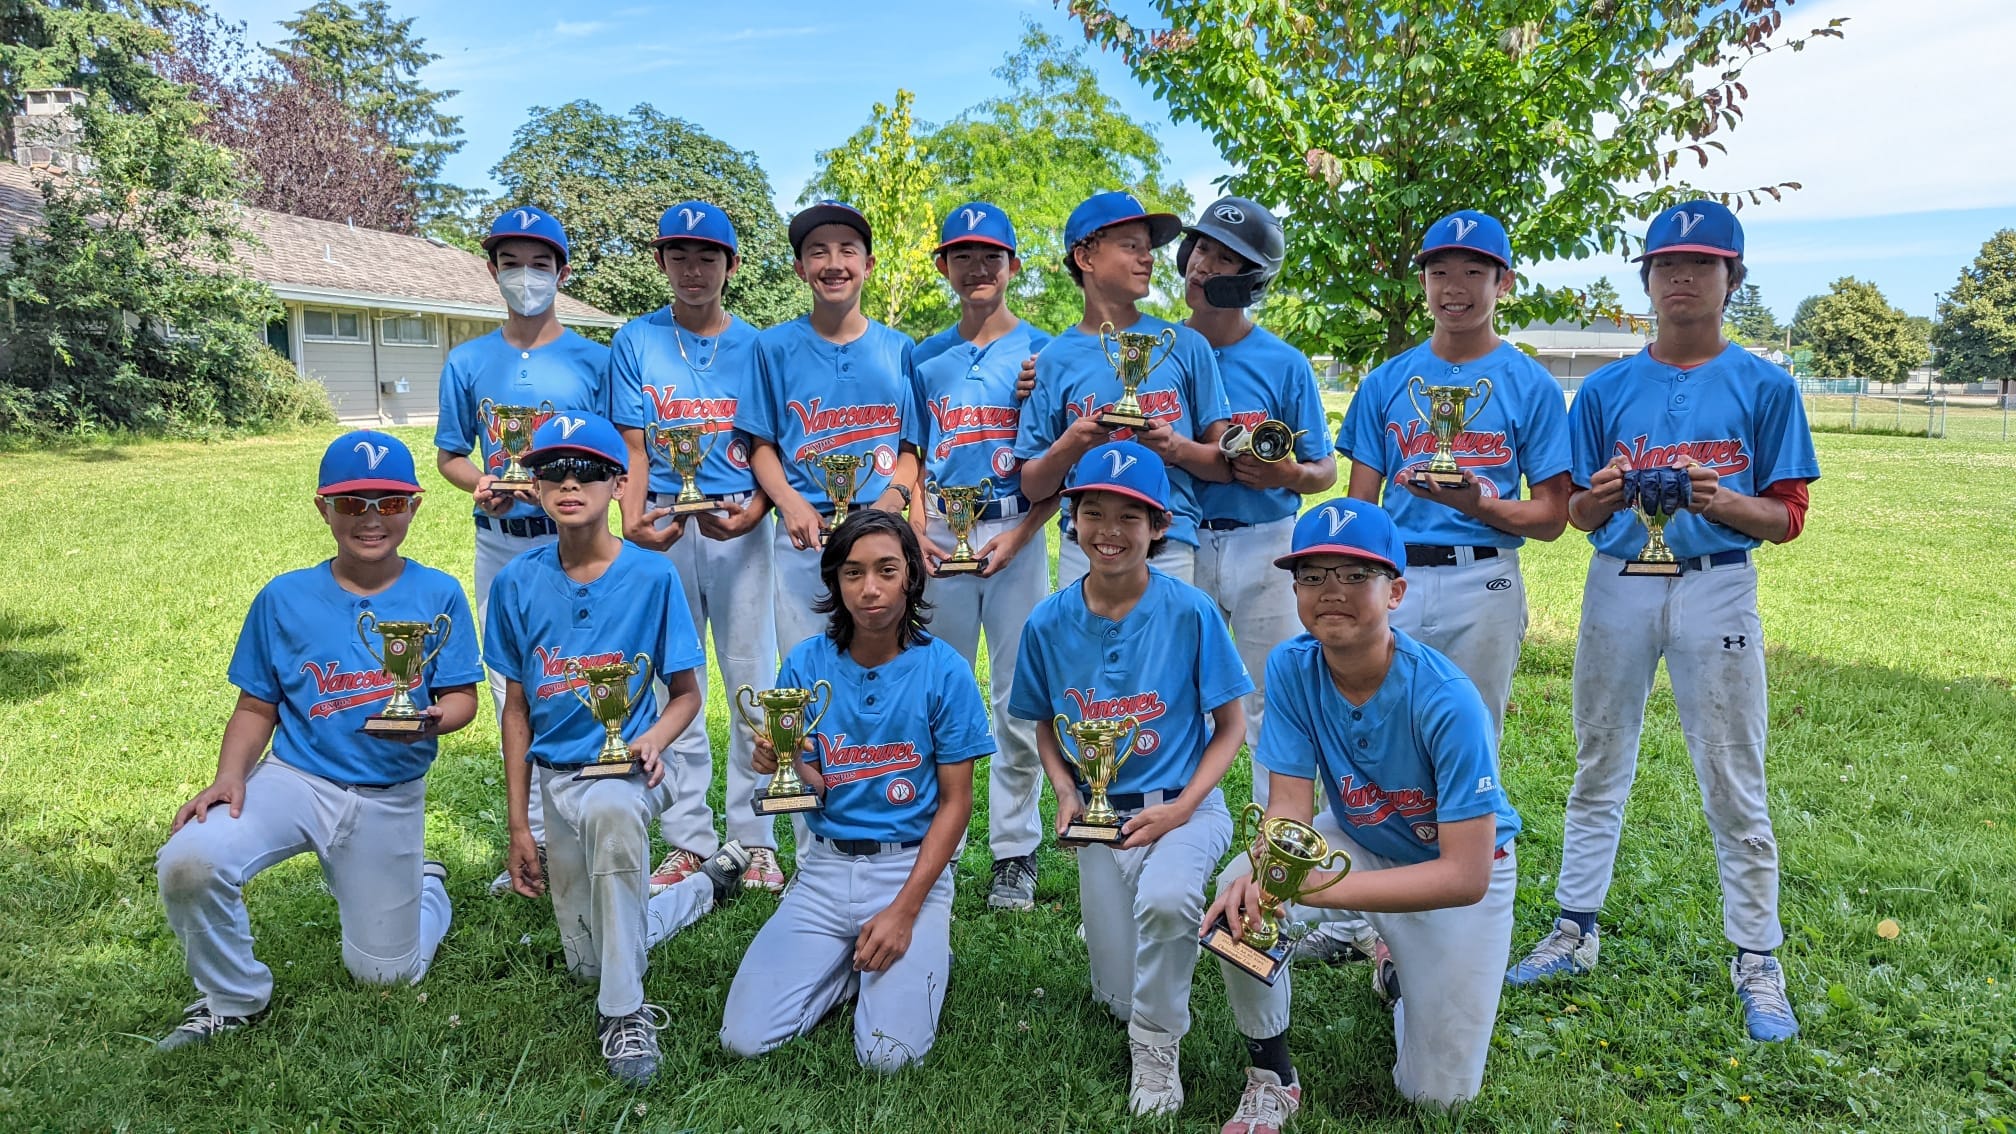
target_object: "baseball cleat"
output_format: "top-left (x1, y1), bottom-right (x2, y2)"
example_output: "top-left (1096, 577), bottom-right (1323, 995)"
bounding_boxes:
top-left (700, 841), bottom-right (754, 904)
top-left (987, 854), bottom-right (1038, 911)
top-left (1731, 953), bottom-right (1800, 1042)
top-left (598, 1003), bottom-right (670, 1086)
top-left (740, 847), bottom-right (786, 893)
top-left (1506, 918), bottom-right (1600, 985)
top-left (1370, 936), bottom-right (1400, 1007)
top-left (1220, 1066), bottom-right (1301, 1134)
top-left (1128, 1034), bottom-right (1185, 1116)
top-left (649, 848), bottom-right (706, 895)
top-left (422, 859), bottom-right (447, 885)
top-left (1286, 921), bottom-right (1376, 966)
top-left (155, 999), bottom-right (259, 1052)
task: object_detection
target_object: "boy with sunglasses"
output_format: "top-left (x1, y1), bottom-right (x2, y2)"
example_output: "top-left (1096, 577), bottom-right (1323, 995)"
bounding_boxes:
top-left (485, 412), bottom-right (753, 1085)
top-left (1203, 498), bottom-right (1521, 1130)
top-left (155, 432), bottom-right (482, 1051)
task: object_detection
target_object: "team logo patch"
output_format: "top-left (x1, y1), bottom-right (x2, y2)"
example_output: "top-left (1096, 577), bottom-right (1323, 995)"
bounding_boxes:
top-left (960, 207), bottom-right (987, 231)
top-left (513, 209), bottom-right (541, 230)
top-left (1213, 203), bottom-right (1246, 225)
top-left (886, 778), bottom-right (917, 805)
top-left (677, 206), bottom-right (706, 231)
top-left (873, 444), bottom-right (897, 475)
top-left (388, 639), bottom-right (407, 656)
top-left (354, 441), bottom-right (389, 469)
top-left (727, 437), bottom-right (751, 469)
top-left (555, 416), bottom-right (586, 438)
top-left (1321, 505), bottom-right (1354, 536)
top-left (1412, 821), bottom-right (1440, 843)
top-left (1448, 217), bottom-right (1478, 242)
top-left (1103, 448), bottom-right (1138, 478)
top-left (1674, 211), bottom-right (1705, 238)
top-left (1133, 728), bottom-right (1161, 754)
top-left (1486, 578), bottom-right (1512, 591)
top-left (992, 446), bottom-right (1017, 478)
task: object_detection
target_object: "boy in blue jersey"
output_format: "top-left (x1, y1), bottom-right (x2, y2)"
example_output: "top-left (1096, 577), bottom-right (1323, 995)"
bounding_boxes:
top-left (433, 205), bottom-right (611, 894)
top-left (737, 201), bottom-right (925, 657)
top-left (720, 511), bottom-right (989, 1070)
top-left (910, 201), bottom-right (1060, 912)
top-left (609, 201), bottom-right (786, 896)
top-left (154, 433), bottom-right (482, 1051)
top-left (1015, 191), bottom-right (1234, 587)
top-left (486, 412), bottom-right (752, 1085)
top-left (1508, 202), bottom-right (1817, 1044)
top-left (1180, 197), bottom-right (1337, 780)
top-left (1204, 498), bottom-right (1522, 1127)
top-left (1010, 441), bottom-right (1251, 1117)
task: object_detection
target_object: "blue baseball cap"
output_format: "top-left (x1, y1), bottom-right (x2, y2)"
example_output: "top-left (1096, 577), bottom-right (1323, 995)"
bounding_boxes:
top-left (484, 205), bottom-right (570, 263)
top-left (319, 430), bottom-right (421, 495)
top-left (1415, 210), bottom-right (1513, 270)
top-left (1064, 191), bottom-right (1181, 251)
top-left (789, 199), bottom-right (873, 256)
top-left (1063, 440), bottom-right (1170, 512)
top-left (935, 201), bottom-right (1017, 255)
top-left (1274, 498), bottom-right (1407, 577)
top-left (652, 200), bottom-right (738, 255)
top-left (521, 412), bottom-right (627, 469)
top-left (1635, 199), bottom-right (1743, 261)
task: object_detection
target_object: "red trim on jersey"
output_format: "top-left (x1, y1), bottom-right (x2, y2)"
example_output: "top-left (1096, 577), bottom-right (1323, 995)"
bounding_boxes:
top-left (1758, 478), bottom-right (1810, 542)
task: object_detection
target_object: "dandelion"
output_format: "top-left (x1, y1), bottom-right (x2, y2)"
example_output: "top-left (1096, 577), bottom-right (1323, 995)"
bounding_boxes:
top-left (1599, 1039), bottom-right (1609, 1048)
top-left (1738, 1094), bottom-right (1752, 1104)
top-left (1728, 1057), bottom-right (1740, 1068)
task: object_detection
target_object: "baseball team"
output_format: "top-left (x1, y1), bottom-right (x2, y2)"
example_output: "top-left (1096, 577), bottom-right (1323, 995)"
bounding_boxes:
top-left (149, 187), bottom-right (1817, 1131)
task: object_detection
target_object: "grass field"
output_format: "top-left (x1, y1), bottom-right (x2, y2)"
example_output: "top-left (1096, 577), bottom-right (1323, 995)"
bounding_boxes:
top-left (2, 425), bottom-right (2012, 1133)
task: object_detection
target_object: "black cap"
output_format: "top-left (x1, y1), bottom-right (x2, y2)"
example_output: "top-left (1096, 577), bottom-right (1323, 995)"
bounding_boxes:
top-left (789, 200), bottom-right (874, 257)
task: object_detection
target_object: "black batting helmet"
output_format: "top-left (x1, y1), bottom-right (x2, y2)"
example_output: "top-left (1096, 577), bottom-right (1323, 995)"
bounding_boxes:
top-left (1177, 196), bottom-right (1285, 308)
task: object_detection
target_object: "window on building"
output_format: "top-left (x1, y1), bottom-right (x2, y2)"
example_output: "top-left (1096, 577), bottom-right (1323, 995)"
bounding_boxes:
top-left (379, 314), bottom-right (438, 347)
top-left (303, 307), bottom-right (367, 343)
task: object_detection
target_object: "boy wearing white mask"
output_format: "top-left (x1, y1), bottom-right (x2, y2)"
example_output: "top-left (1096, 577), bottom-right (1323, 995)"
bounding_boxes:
top-left (435, 205), bottom-right (611, 895)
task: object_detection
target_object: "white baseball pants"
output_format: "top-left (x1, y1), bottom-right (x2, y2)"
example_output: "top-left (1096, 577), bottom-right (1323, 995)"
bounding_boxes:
top-left (1194, 517), bottom-right (1300, 758)
top-left (772, 524), bottom-right (828, 660)
top-left (1390, 549), bottom-right (1527, 739)
top-left (476, 522), bottom-right (557, 841)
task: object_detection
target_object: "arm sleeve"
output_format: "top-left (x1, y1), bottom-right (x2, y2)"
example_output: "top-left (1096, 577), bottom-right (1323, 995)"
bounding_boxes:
top-left (735, 336), bottom-right (781, 443)
top-left (1252, 648), bottom-right (1318, 781)
top-left (433, 354), bottom-right (474, 455)
top-left (1516, 362), bottom-right (1574, 485)
top-left (1750, 376), bottom-right (1823, 486)
top-left (606, 328), bottom-right (647, 428)
top-left (482, 573), bottom-right (522, 684)
top-left (1188, 337), bottom-right (1232, 434)
top-left (1757, 478), bottom-right (1811, 541)
top-left (1568, 381), bottom-right (1607, 488)
top-left (1012, 344), bottom-right (1063, 460)
top-left (1422, 679), bottom-right (1502, 825)
top-left (1006, 615), bottom-right (1052, 721)
top-left (1194, 598), bottom-right (1255, 710)
top-left (1288, 355), bottom-right (1332, 458)
top-left (1342, 367), bottom-right (1387, 470)
top-left (654, 570), bottom-right (706, 677)
top-left (929, 647), bottom-right (996, 764)
top-left (225, 587), bottom-right (282, 704)
top-left (430, 584), bottom-right (487, 689)
top-left (900, 340), bottom-right (926, 450)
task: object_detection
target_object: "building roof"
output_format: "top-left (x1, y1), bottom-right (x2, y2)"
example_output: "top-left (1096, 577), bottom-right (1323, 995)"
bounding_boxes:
top-left (0, 160), bottom-right (621, 327)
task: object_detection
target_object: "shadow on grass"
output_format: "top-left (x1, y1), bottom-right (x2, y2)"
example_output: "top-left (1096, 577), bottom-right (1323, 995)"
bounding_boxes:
top-left (0, 610), bottom-right (78, 704)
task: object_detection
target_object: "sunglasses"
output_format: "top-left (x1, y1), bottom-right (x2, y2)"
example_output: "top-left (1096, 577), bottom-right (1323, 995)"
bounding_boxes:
top-left (531, 457), bottom-right (620, 485)
top-left (324, 494), bottom-right (416, 516)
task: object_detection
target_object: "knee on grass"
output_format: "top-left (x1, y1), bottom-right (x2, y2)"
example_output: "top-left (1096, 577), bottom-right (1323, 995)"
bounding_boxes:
top-left (578, 791), bottom-right (651, 873)
top-left (857, 1030), bottom-right (932, 1073)
top-left (342, 940), bottom-right (425, 986)
top-left (156, 845), bottom-right (227, 904)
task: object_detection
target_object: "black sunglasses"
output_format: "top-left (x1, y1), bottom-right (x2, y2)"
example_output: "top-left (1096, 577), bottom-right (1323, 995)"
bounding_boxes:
top-left (530, 457), bottom-right (620, 485)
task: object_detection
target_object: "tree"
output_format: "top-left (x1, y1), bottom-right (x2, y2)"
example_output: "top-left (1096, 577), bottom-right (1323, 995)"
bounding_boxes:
top-left (1586, 276), bottom-right (1620, 309)
top-left (1798, 278), bottom-right (1929, 383)
top-left (1931, 230), bottom-right (2016, 387)
top-left (491, 101), bottom-right (802, 326)
top-left (1727, 283), bottom-right (1781, 345)
top-left (1, 0), bottom-right (196, 154)
top-left (1788, 293), bottom-right (1823, 345)
top-left (803, 89), bottom-right (944, 334)
top-left (1065, 0), bottom-right (1846, 365)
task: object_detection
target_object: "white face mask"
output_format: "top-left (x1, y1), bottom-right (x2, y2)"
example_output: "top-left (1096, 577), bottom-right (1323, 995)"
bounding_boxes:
top-left (496, 266), bottom-right (559, 317)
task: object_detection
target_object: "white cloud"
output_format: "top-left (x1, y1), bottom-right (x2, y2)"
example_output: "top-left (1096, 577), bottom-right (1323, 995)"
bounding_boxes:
top-left (553, 20), bottom-right (609, 38)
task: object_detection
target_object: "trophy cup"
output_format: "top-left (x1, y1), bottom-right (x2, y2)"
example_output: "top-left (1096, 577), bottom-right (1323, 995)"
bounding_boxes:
top-left (356, 612), bottom-right (452, 737)
top-left (567, 653), bottom-right (653, 780)
top-left (1096, 322), bottom-right (1179, 430)
top-left (1199, 802), bottom-right (1353, 985)
top-left (802, 452), bottom-right (864, 543)
top-left (1404, 376), bottom-right (1495, 488)
top-left (646, 423), bottom-right (724, 515)
top-left (1053, 714), bottom-right (1141, 847)
top-left (1219, 419), bottom-right (1307, 464)
top-left (927, 477), bottom-right (995, 576)
top-left (1620, 467), bottom-right (1691, 577)
top-left (480, 398), bottom-right (557, 488)
top-left (738, 681), bottom-right (832, 815)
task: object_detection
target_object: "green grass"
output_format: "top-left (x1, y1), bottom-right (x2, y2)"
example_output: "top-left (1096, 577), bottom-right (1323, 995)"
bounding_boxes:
top-left (2, 427), bottom-right (2013, 1133)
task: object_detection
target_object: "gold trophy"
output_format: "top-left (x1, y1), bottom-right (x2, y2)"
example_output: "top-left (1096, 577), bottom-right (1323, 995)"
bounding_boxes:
top-left (1097, 322), bottom-right (1178, 430)
top-left (802, 452), bottom-right (864, 543)
top-left (567, 653), bottom-right (653, 780)
top-left (738, 681), bottom-right (832, 815)
top-left (1404, 376), bottom-right (1494, 488)
top-left (1219, 419), bottom-right (1307, 464)
top-left (480, 398), bottom-right (557, 488)
top-left (1199, 802), bottom-right (1353, 985)
top-left (1621, 466), bottom-right (1688, 577)
top-left (646, 423), bottom-right (723, 515)
top-left (927, 477), bottom-right (995, 576)
top-left (356, 612), bottom-right (452, 737)
top-left (1053, 714), bottom-right (1141, 847)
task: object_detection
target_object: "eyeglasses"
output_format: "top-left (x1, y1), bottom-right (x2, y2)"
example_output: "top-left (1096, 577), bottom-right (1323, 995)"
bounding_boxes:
top-left (531, 458), bottom-right (619, 485)
top-left (1292, 564), bottom-right (1391, 589)
top-left (324, 494), bottom-right (415, 516)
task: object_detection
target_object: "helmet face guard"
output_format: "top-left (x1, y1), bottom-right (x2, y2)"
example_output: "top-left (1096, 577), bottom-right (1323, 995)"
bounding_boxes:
top-left (1178, 197), bottom-right (1285, 309)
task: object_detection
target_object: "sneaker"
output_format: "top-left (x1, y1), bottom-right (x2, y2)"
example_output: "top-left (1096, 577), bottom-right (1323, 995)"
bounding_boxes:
top-left (422, 860), bottom-right (447, 885)
top-left (489, 844), bottom-right (547, 897)
top-left (987, 854), bottom-right (1038, 911)
top-left (740, 846), bottom-right (786, 893)
top-left (598, 1003), bottom-right (670, 1086)
top-left (649, 848), bottom-right (705, 895)
top-left (1731, 953), bottom-right (1800, 1042)
top-left (1506, 918), bottom-right (1600, 985)
top-left (1221, 1066), bottom-right (1301, 1134)
top-left (1128, 1034), bottom-right (1185, 1116)
top-left (1286, 921), bottom-right (1375, 966)
top-left (156, 999), bottom-right (257, 1052)
top-left (1371, 937), bottom-right (1400, 1006)
top-left (699, 841), bottom-right (754, 904)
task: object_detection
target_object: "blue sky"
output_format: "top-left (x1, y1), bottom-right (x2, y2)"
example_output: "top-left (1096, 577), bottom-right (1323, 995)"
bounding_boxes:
top-left (202, 0), bottom-right (2010, 321)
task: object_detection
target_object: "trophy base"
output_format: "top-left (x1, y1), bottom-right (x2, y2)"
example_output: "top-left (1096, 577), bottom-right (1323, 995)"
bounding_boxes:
top-left (1199, 916), bottom-right (1288, 986)
top-left (668, 497), bottom-right (724, 516)
top-left (1057, 820), bottom-right (1127, 848)
top-left (494, 475), bottom-right (537, 492)
top-left (574, 759), bottom-right (642, 781)
top-left (933, 557), bottom-right (988, 577)
top-left (753, 791), bottom-right (822, 816)
top-left (1096, 410), bottom-right (1151, 431)
top-left (362, 715), bottom-right (431, 737)
top-left (1620, 558), bottom-right (1683, 577)
top-left (1409, 468), bottom-right (1467, 489)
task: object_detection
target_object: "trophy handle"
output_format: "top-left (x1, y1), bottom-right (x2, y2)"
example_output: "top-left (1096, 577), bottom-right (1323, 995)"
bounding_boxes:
top-left (697, 426), bottom-right (720, 461)
top-left (355, 612), bottom-right (385, 667)
top-left (1110, 714), bottom-right (1142, 777)
top-left (1405, 375), bottom-right (1431, 424)
top-left (537, 399), bottom-right (557, 415)
top-left (479, 397), bottom-right (498, 424)
top-left (803, 679), bottom-right (834, 735)
top-left (565, 658), bottom-right (596, 713)
top-left (733, 685), bottom-right (765, 735)
top-left (415, 613), bottom-right (452, 673)
top-left (976, 477), bottom-right (995, 506)
top-left (1052, 714), bottom-right (1076, 771)
top-left (1298, 847), bottom-right (1355, 898)
top-left (924, 477), bottom-right (943, 500)
top-left (1238, 801), bottom-right (1267, 874)
top-left (645, 422), bottom-right (661, 452)
top-left (1145, 327), bottom-right (1179, 374)
top-left (1098, 321), bottom-right (1122, 369)
top-left (627, 652), bottom-right (654, 707)
top-left (1463, 377), bottom-right (1495, 427)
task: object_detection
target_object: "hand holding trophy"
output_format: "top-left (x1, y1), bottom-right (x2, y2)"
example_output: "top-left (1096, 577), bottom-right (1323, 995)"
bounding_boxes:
top-left (1199, 802), bottom-right (1353, 985)
top-left (800, 452), bottom-right (864, 544)
top-left (1053, 714), bottom-right (1140, 847)
top-left (1096, 322), bottom-right (1178, 430)
top-left (927, 477), bottom-right (996, 576)
top-left (568, 653), bottom-right (653, 780)
top-left (357, 612), bottom-right (452, 737)
top-left (1619, 466), bottom-right (1691, 576)
top-left (1219, 419), bottom-right (1307, 464)
top-left (646, 423), bottom-right (724, 515)
top-left (739, 681), bottom-right (832, 815)
top-left (1404, 376), bottom-right (1494, 488)
top-left (480, 398), bottom-right (557, 488)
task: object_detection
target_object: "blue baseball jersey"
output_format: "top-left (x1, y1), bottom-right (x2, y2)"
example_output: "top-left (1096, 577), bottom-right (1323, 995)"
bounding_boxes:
top-left (1013, 314), bottom-right (1232, 547)
top-left (779, 634), bottom-right (993, 845)
top-left (228, 560), bottom-right (483, 787)
top-left (483, 542), bottom-right (705, 768)
top-left (434, 329), bottom-right (610, 522)
top-left (1008, 570), bottom-right (1253, 796)
top-left (736, 316), bottom-right (924, 511)
top-left (1341, 339), bottom-right (1572, 548)
top-left (606, 310), bottom-right (762, 499)
top-left (914, 320), bottom-right (1052, 497)
top-left (1257, 629), bottom-right (1521, 865)
top-left (1195, 325), bottom-right (1334, 525)
top-left (1570, 342), bottom-right (1820, 560)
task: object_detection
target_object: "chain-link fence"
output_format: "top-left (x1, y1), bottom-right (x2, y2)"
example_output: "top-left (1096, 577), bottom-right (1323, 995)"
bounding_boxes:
top-left (1801, 391), bottom-right (2015, 442)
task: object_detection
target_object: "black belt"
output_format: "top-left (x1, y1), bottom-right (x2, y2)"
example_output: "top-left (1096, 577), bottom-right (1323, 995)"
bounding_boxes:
top-left (1201, 517), bottom-right (1250, 531)
top-left (1405, 544), bottom-right (1501, 568)
top-left (1079, 787), bottom-right (1180, 814)
top-left (815, 834), bottom-right (923, 856)
top-left (932, 492), bottom-right (1031, 524)
top-left (532, 756), bottom-right (587, 772)
top-left (342, 777), bottom-right (419, 791)
top-left (1682, 550), bottom-right (1751, 572)
top-left (477, 514), bottom-right (558, 538)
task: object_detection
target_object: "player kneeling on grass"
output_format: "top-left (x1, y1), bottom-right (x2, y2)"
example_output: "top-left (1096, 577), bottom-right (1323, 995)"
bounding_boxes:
top-left (155, 432), bottom-right (483, 1051)
top-left (1008, 440), bottom-right (1252, 1117)
top-left (486, 412), bottom-right (751, 1086)
top-left (1204, 498), bottom-right (1522, 1129)
top-left (720, 509), bottom-right (989, 1071)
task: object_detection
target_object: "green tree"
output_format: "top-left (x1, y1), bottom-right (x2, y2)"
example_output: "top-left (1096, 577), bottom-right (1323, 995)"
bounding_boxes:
top-left (1727, 283), bottom-right (1781, 345)
top-left (491, 101), bottom-right (802, 326)
top-left (1931, 230), bottom-right (2016, 386)
top-left (803, 89), bottom-right (944, 334)
top-left (1585, 276), bottom-right (1620, 310)
top-left (1788, 293), bottom-right (1822, 345)
top-left (1, 0), bottom-right (194, 152)
top-left (1066, 0), bottom-right (1845, 365)
top-left (1798, 278), bottom-right (1929, 383)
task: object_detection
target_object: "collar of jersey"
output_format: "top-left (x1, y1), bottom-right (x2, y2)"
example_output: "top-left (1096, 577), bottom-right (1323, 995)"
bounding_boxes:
top-left (537, 541), bottom-right (636, 598)
top-left (823, 633), bottom-right (930, 682)
top-left (1066, 569), bottom-right (1167, 630)
top-left (317, 556), bottom-right (414, 604)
